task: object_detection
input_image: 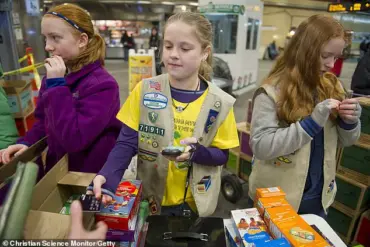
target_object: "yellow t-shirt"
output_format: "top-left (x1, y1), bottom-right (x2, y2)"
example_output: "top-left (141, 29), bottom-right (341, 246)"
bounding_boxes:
top-left (117, 81), bottom-right (239, 211)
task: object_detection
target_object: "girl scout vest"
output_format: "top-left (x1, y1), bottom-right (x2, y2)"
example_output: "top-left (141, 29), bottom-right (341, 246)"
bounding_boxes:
top-left (137, 73), bottom-right (235, 217)
top-left (249, 84), bottom-right (338, 213)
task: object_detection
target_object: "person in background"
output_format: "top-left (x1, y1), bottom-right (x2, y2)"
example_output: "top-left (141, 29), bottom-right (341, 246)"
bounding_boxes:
top-left (0, 87), bottom-right (18, 162)
top-left (351, 49), bottom-right (370, 96)
top-left (88, 12), bottom-right (239, 217)
top-left (1, 3), bottom-right (121, 179)
top-left (149, 27), bottom-right (162, 75)
top-left (121, 30), bottom-right (130, 61)
top-left (248, 15), bottom-right (361, 218)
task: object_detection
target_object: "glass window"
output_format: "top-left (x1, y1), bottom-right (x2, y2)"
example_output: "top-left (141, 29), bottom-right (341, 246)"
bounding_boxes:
top-left (252, 19), bottom-right (260, 50)
top-left (246, 18), bottom-right (253, 50)
top-left (205, 14), bottom-right (238, 54)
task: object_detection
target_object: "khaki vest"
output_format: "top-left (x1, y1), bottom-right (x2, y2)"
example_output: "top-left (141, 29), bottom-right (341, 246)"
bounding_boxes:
top-left (137, 73), bottom-right (235, 216)
top-left (249, 84), bottom-right (338, 212)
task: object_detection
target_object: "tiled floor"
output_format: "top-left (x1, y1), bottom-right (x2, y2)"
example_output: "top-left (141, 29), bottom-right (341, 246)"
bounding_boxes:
top-left (105, 59), bottom-right (358, 218)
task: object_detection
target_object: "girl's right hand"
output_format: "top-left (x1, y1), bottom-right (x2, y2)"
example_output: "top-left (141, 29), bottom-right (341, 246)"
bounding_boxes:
top-left (311, 99), bottom-right (341, 127)
top-left (86, 175), bottom-right (113, 204)
top-left (1, 144), bottom-right (29, 164)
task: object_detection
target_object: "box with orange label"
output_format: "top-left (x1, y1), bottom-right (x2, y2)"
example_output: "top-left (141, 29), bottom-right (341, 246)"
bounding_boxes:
top-left (257, 197), bottom-right (291, 218)
top-left (255, 187), bottom-right (286, 206)
top-left (269, 211), bottom-right (330, 246)
top-left (264, 205), bottom-right (296, 229)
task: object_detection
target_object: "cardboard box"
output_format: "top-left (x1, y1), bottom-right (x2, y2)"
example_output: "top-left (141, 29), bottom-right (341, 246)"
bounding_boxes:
top-left (231, 208), bottom-right (271, 246)
top-left (264, 206), bottom-right (297, 230)
top-left (268, 208), bottom-right (329, 246)
top-left (255, 187), bottom-right (286, 206)
top-left (1, 80), bottom-right (35, 119)
top-left (23, 155), bottom-right (96, 239)
top-left (96, 180), bottom-right (142, 231)
top-left (224, 219), bottom-right (243, 247)
top-left (257, 198), bottom-right (292, 224)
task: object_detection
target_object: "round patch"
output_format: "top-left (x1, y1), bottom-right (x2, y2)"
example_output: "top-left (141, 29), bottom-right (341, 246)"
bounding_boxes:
top-left (152, 141), bottom-right (159, 148)
top-left (210, 116), bottom-right (216, 122)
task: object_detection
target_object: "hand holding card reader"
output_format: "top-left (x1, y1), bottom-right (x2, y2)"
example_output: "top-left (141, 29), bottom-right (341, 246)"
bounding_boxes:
top-left (161, 146), bottom-right (185, 157)
top-left (79, 194), bottom-right (102, 212)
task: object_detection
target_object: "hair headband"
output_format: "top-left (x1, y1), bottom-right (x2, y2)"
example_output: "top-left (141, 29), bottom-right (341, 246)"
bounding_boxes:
top-left (46, 11), bottom-right (86, 33)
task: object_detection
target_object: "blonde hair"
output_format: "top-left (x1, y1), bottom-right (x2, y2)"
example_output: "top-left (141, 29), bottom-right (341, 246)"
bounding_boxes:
top-left (44, 4), bottom-right (105, 71)
top-left (266, 15), bottom-right (346, 123)
top-left (164, 12), bottom-right (213, 81)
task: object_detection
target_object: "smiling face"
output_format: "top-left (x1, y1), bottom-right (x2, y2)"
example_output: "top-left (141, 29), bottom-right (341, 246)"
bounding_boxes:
top-left (41, 16), bottom-right (87, 62)
top-left (162, 21), bottom-right (207, 81)
top-left (320, 37), bottom-right (345, 73)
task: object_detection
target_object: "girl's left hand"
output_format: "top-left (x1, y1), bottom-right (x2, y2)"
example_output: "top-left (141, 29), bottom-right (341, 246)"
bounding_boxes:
top-left (45, 55), bottom-right (66, 79)
top-left (338, 99), bottom-right (362, 124)
top-left (163, 137), bottom-right (198, 162)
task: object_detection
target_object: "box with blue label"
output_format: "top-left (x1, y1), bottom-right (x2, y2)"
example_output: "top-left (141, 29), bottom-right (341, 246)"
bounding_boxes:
top-left (231, 208), bottom-right (272, 247)
top-left (2, 80), bottom-right (34, 118)
top-left (224, 219), bottom-right (243, 247)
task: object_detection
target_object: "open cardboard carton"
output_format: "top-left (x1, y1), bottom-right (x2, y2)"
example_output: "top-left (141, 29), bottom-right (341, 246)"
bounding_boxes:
top-left (24, 155), bottom-right (96, 239)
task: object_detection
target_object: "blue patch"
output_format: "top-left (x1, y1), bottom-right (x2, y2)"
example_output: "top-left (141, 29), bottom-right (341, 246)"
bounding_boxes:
top-left (327, 179), bottom-right (335, 194)
top-left (204, 109), bottom-right (219, 133)
top-left (143, 92), bottom-right (168, 110)
top-left (197, 176), bottom-right (211, 193)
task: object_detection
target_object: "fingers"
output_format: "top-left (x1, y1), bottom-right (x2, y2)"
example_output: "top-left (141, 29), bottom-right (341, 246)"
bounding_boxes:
top-left (14, 146), bottom-right (27, 157)
top-left (339, 103), bottom-right (357, 111)
top-left (0, 150), bottom-right (4, 164)
top-left (3, 145), bottom-right (22, 164)
top-left (176, 152), bottom-right (191, 162)
top-left (68, 201), bottom-right (84, 239)
top-left (179, 137), bottom-right (197, 146)
top-left (102, 195), bottom-right (113, 205)
top-left (341, 98), bottom-right (358, 105)
top-left (90, 221), bottom-right (108, 240)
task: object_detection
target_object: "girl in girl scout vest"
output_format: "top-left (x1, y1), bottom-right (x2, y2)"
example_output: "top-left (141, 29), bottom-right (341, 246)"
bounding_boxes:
top-left (248, 15), bottom-right (362, 218)
top-left (88, 12), bottom-right (239, 217)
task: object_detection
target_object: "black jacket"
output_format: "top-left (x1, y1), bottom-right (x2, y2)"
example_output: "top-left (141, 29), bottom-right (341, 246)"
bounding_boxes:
top-left (351, 50), bottom-right (370, 95)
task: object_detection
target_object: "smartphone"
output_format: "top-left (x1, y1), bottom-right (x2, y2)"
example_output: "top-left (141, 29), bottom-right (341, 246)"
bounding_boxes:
top-left (161, 146), bottom-right (185, 157)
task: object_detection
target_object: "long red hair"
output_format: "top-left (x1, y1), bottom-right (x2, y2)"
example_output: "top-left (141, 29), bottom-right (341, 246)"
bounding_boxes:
top-left (265, 15), bottom-right (346, 123)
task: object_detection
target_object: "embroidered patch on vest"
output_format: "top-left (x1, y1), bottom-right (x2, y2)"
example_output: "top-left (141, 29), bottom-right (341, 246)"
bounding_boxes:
top-left (197, 176), bottom-right (212, 194)
top-left (214, 101), bottom-right (221, 109)
top-left (149, 81), bottom-right (161, 91)
top-left (138, 148), bottom-right (158, 162)
top-left (139, 124), bottom-right (165, 136)
top-left (148, 195), bottom-right (158, 214)
top-left (148, 112), bottom-right (158, 123)
top-left (274, 156), bottom-right (292, 166)
top-left (143, 92), bottom-right (168, 110)
top-left (204, 109), bottom-right (219, 133)
top-left (327, 180), bottom-right (335, 194)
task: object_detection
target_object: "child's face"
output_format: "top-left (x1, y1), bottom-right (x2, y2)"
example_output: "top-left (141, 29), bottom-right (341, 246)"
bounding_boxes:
top-left (162, 21), bottom-right (206, 81)
top-left (41, 17), bottom-right (85, 62)
top-left (320, 37), bottom-right (345, 73)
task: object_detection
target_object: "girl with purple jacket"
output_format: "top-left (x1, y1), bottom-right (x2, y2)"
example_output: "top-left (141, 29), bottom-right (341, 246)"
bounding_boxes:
top-left (1, 4), bottom-right (121, 177)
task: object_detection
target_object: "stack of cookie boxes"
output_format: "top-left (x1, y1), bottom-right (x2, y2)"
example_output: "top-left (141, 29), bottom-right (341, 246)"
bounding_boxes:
top-left (327, 97), bottom-right (370, 245)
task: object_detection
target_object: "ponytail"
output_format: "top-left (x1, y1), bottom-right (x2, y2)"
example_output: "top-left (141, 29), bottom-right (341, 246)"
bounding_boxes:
top-left (198, 52), bottom-right (213, 82)
top-left (68, 33), bottom-right (105, 71)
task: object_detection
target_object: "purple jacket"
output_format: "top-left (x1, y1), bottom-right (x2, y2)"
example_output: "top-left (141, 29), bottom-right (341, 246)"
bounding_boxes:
top-left (18, 61), bottom-right (122, 174)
